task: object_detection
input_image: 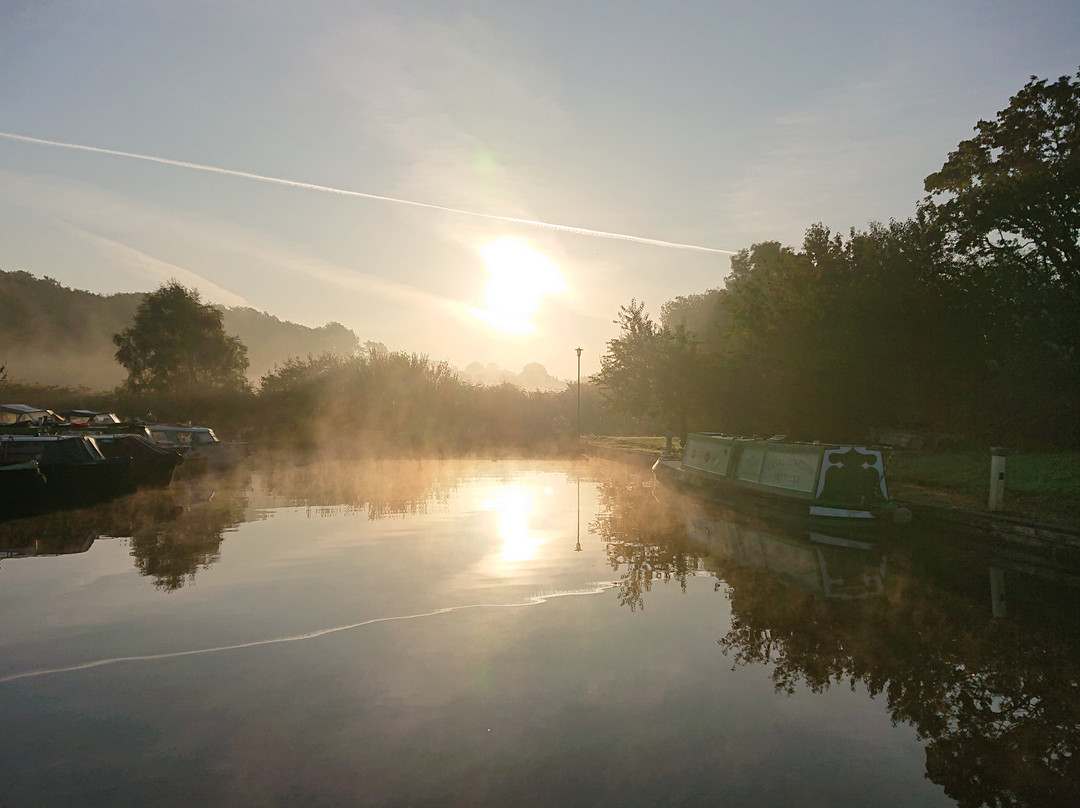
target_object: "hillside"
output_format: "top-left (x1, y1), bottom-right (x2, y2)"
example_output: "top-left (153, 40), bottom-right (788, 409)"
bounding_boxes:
top-left (0, 270), bottom-right (360, 390)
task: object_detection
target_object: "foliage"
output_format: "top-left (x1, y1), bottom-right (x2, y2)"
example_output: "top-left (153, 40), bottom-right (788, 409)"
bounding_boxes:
top-left (923, 70), bottom-right (1080, 281)
top-left (921, 70), bottom-right (1080, 446)
top-left (114, 281), bottom-right (250, 395)
top-left (254, 348), bottom-right (579, 454)
top-left (595, 71), bottom-right (1080, 448)
top-left (596, 300), bottom-right (705, 441)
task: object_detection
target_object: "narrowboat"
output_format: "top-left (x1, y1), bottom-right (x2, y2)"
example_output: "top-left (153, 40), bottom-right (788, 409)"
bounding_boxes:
top-left (653, 433), bottom-right (911, 525)
top-left (92, 433), bottom-right (184, 488)
top-left (0, 435), bottom-right (134, 516)
top-left (144, 424), bottom-right (248, 469)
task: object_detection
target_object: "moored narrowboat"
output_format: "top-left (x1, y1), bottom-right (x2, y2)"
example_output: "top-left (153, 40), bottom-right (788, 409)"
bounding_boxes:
top-left (0, 435), bottom-right (134, 517)
top-left (653, 433), bottom-right (911, 525)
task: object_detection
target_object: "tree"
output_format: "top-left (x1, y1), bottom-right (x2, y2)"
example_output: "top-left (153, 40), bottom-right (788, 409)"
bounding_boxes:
top-left (114, 281), bottom-right (249, 394)
top-left (597, 300), bottom-right (704, 441)
top-left (923, 69), bottom-right (1080, 282)
top-left (923, 70), bottom-right (1080, 445)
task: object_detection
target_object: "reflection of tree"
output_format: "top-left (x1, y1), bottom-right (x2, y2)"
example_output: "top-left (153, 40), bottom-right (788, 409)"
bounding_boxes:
top-left (595, 467), bottom-right (1080, 806)
top-left (258, 458), bottom-right (459, 520)
top-left (588, 469), bottom-right (705, 611)
top-left (127, 475), bottom-right (249, 591)
top-left (713, 548), bottom-right (1080, 808)
top-left (0, 478), bottom-right (247, 591)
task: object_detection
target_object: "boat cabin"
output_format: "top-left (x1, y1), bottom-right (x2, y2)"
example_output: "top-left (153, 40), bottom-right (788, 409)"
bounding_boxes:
top-left (679, 433), bottom-right (891, 514)
top-left (145, 424), bottom-right (220, 450)
top-left (63, 410), bottom-right (123, 427)
top-left (0, 434), bottom-right (109, 465)
top-left (1, 404), bottom-right (67, 426)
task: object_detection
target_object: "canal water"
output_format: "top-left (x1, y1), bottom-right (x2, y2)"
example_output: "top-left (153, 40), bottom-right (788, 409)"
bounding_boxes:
top-left (1, 458), bottom-right (1077, 807)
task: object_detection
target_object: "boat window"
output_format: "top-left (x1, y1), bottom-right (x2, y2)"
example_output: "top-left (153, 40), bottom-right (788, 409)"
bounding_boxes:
top-left (2, 442), bottom-right (44, 463)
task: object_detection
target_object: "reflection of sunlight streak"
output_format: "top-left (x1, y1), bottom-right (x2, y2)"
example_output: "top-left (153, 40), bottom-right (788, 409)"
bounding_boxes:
top-left (0, 584), bottom-right (616, 685)
top-left (0, 131), bottom-right (737, 254)
top-left (483, 488), bottom-right (542, 562)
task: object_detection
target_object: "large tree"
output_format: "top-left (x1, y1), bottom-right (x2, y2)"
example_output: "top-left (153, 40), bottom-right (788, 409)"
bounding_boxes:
top-left (114, 281), bottom-right (249, 394)
top-left (923, 69), bottom-right (1080, 445)
top-left (923, 70), bottom-right (1080, 281)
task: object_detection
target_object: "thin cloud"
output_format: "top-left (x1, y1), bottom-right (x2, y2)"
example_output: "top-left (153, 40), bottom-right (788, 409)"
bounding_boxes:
top-left (0, 131), bottom-right (737, 255)
top-left (64, 224), bottom-right (252, 308)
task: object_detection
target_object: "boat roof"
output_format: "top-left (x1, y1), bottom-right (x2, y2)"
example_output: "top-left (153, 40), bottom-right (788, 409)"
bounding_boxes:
top-left (146, 424), bottom-right (214, 433)
top-left (1, 403), bottom-right (49, 415)
top-left (1, 434), bottom-right (94, 442)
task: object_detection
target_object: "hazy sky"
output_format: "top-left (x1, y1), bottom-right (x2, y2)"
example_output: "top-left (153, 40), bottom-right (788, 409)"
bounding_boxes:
top-left (1, 1), bottom-right (1077, 379)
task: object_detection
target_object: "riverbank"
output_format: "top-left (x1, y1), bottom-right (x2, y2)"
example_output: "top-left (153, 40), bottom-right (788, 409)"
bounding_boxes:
top-left (583, 437), bottom-right (1080, 535)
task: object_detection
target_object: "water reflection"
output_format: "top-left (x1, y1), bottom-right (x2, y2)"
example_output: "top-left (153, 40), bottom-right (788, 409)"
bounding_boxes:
top-left (257, 457), bottom-right (458, 518)
top-left (0, 470), bottom-right (251, 591)
top-left (596, 469), bottom-right (1080, 808)
top-left (590, 474), bottom-right (707, 611)
top-left (3, 458), bottom-right (1078, 806)
top-left (483, 486), bottom-right (543, 563)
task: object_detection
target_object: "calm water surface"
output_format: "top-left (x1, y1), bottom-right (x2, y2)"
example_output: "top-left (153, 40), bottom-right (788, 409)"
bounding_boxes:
top-left (1, 458), bottom-right (1077, 807)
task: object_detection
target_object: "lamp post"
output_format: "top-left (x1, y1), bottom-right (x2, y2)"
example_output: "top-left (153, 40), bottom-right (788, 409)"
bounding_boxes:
top-left (575, 347), bottom-right (582, 439)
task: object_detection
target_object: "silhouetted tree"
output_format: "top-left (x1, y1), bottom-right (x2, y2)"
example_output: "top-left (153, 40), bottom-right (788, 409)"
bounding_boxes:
top-left (113, 281), bottom-right (249, 394)
top-left (923, 69), bottom-right (1080, 282)
top-left (923, 69), bottom-right (1080, 445)
top-left (597, 300), bottom-right (705, 441)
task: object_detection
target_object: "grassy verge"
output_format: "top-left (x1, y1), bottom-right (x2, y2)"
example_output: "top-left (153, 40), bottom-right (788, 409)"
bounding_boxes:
top-left (888, 451), bottom-right (1080, 495)
top-left (584, 435), bottom-right (668, 453)
top-left (884, 450), bottom-right (1080, 525)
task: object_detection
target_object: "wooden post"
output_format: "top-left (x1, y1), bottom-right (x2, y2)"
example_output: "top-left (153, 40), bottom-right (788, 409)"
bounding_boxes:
top-left (990, 566), bottom-right (1007, 619)
top-left (989, 447), bottom-right (1007, 511)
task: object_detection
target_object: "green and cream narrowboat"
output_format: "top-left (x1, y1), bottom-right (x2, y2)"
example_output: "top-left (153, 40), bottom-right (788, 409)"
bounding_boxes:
top-left (653, 433), bottom-right (911, 525)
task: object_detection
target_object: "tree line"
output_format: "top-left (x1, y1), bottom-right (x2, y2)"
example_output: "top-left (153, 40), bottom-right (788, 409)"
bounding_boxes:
top-left (33, 279), bottom-right (578, 453)
top-left (598, 70), bottom-right (1080, 449)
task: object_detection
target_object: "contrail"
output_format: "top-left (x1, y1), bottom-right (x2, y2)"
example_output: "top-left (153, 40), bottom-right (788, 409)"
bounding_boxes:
top-left (0, 583), bottom-right (615, 684)
top-left (0, 131), bottom-right (736, 255)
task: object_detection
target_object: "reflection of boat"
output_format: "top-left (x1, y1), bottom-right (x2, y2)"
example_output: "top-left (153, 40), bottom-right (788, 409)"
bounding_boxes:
top-left (654, 433), bottom-right (911, 526)
top-left (145, 424), bottom-right (248, 469)
top-left (684, 502), bottom-right (886, 599)
top-left (0, 529), bottom-right (96, 561)
top-left (0, 460), bottom-right (48, 511)
top-left (0, 435), bottom-right (133, 516)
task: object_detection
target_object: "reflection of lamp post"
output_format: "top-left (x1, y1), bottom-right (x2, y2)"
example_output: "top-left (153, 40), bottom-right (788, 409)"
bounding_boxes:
top-left (575, 347), bottom-right (582, 438)
top-left (575, 476), bottom-right (582, 551)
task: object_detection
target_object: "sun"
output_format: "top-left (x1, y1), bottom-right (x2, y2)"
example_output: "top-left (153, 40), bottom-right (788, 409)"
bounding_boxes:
top-left (472, 238), bottom-right (565, 333)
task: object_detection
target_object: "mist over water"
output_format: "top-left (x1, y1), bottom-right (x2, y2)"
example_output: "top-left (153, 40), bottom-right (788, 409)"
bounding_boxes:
top-left (1, 457), bottom-right (1077, 807)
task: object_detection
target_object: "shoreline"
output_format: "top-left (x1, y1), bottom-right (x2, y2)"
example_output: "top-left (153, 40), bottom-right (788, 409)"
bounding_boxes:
top-left (583, 442), bottom-right (1080, 543)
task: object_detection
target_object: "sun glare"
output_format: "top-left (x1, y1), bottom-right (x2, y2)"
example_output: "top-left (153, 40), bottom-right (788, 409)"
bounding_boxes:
top-left (482, 487), bottom-right (544, 563)
top-left (473, 238), bottom-right (565, 333)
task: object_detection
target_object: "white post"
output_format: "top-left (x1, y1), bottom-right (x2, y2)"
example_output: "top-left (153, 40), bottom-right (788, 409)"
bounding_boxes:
top-left (989, 447), bottom-right (1007, 511)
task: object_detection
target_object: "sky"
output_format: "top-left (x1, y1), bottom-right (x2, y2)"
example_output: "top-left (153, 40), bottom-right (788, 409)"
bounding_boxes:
top-left (1, 1), bottom-right (1077, 380)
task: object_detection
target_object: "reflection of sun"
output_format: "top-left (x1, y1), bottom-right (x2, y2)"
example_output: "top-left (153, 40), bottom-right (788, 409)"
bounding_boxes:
top-left (472, 238), bottom-right (565, 333)
top-left (482, 487), bottom-right (543, 563)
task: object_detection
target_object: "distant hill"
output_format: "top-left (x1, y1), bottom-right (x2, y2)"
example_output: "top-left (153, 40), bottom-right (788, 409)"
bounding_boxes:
top-left (461, 361), bottom-right (566, 392)
top-left (0, 270), bottom-right (360, 390)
